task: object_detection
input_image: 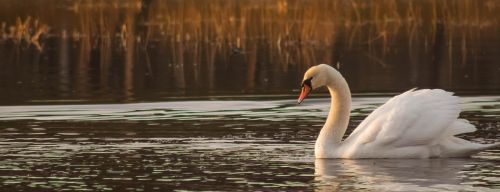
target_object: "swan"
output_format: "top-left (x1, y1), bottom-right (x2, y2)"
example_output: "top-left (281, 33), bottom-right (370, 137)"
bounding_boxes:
top-left (298, 64), bottom-right (499, 158)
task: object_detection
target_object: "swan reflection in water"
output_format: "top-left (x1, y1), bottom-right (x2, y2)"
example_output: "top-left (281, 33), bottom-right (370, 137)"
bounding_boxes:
top-left (314, 158), bottom-right (497, 192)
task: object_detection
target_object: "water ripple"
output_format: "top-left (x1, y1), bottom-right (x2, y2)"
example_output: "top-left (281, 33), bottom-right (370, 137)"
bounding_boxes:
top-left (0, 96), bottom-right (499, 191)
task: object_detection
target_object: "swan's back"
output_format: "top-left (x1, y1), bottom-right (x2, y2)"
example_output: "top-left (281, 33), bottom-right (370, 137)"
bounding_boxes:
top-left (341, 89), bottom-right (498, 158)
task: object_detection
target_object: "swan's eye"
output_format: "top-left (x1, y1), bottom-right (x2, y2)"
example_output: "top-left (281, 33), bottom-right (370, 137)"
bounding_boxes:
top-left (302, 77), bottom-right (313, 88)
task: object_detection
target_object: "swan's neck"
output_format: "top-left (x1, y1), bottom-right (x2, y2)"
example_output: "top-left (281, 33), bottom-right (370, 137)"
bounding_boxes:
top-left (315, 69), bottom-right (351, 155)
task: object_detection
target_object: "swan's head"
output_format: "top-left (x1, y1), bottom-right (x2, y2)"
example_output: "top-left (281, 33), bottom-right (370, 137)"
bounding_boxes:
top-left (298, 64), bottom-right (331, 104)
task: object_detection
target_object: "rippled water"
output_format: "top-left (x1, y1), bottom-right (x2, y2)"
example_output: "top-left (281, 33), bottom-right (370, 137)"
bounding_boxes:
top-left (0, 95), bottom-right (499, 191)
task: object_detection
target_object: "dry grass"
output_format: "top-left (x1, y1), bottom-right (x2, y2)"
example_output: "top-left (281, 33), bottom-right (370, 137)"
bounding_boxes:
top-left (1, 0), bottom-right (497, 65)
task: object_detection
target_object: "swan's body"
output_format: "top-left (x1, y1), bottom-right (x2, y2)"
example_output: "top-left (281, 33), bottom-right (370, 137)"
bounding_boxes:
top-left (299, 64), bottom-right (499, 158)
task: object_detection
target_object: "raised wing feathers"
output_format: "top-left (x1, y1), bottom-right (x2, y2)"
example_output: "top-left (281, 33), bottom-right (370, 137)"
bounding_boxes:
top-left (347, 89), bottom-right (462, 148)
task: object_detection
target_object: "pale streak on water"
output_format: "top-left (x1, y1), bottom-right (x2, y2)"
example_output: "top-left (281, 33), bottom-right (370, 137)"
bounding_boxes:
top-left (0, 96), bottom-right (499, 191)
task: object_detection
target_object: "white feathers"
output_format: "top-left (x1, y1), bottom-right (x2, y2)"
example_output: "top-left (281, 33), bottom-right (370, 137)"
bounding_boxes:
top-left (341, 89), bottom-right (496, 158)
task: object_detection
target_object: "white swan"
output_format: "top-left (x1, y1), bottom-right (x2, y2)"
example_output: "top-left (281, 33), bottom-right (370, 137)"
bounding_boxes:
top-left (298, 64), bottom-right (499, 158)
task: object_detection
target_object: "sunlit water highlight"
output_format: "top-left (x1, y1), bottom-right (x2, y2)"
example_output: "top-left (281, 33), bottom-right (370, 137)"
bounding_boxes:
top-left (0, 96), bottom-right (499, 191)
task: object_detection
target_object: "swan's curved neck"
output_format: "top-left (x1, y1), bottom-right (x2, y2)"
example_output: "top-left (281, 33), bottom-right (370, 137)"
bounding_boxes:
top-left (315, 68), bottom-right (351, 152)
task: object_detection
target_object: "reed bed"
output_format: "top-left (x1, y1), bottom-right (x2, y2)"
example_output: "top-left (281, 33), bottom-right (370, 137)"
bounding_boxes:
top-left (0, 0), bottom-right (499, 100)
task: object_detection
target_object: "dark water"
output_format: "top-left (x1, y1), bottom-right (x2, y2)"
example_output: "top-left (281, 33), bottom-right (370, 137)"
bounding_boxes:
top-left (1, 0), bottom-right (500, 105)
top-left (0, 1), bottom-right (499, 191)
top-left (1, 95), bottom-right (499, 191)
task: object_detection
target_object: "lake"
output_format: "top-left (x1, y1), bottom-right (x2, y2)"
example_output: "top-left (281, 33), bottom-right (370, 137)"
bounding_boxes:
top-left (0, 0), bottom-right (499, 191)
top-left (1, 95), bottom-right (499, 191)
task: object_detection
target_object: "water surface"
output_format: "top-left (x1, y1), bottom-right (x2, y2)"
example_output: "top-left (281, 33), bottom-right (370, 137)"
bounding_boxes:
top-left (0, 95), bottom-right (499, 191)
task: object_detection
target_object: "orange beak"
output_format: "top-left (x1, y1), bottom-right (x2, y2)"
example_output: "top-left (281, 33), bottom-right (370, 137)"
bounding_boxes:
top-left (297, 85), bottom-right (311, 104)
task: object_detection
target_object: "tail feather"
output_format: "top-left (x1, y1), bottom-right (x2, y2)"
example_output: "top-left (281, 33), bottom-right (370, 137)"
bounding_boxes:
top-left (440, 137), bottom-right (499, 157)
top-left (439, 119), bottom-right (498, 157)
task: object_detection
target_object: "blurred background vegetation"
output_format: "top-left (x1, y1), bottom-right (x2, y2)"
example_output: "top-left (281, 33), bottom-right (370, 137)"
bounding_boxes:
top-left (0, 0), bottom-right (499, 104)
